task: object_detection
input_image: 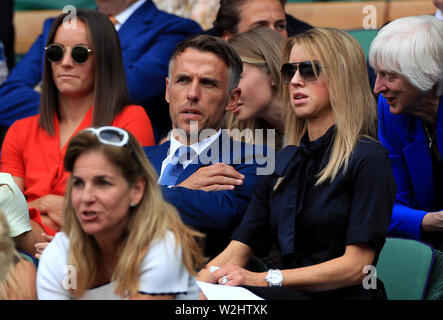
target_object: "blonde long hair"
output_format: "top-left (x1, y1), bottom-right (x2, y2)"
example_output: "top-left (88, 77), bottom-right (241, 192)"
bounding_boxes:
top-left (0, 209), bottom-right (25, 299)
top-left (62, 130), bottom-right (206, 298)
top-left (282, 28), bottom-right (377, 185)
top-left (226, 27), bottom-right (285, 149)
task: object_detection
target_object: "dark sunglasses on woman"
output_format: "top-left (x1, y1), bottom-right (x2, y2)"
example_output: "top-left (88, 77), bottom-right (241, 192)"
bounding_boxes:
top-left (45, 43), bottom-right (93, 64)
top-left (281, 61), bottom-right (322, 84)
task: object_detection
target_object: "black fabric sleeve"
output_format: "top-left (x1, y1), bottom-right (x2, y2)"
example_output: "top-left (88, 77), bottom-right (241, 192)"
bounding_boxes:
top-left (346, 140), bottom-right (396, 254)
top-left (231, 174), bottom-right (275, 257)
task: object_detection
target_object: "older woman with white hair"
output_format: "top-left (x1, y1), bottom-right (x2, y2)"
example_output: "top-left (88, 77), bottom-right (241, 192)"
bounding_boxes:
top-left (369, 15), bottom-right (443, 248)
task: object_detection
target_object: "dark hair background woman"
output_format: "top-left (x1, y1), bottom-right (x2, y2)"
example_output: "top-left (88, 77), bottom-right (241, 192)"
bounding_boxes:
top-left (0, 9), bottom-right (155, 241)
top-left (211, 0), bottom-right (311, 39)
top-left (40, 9), bottom-right (137, 134)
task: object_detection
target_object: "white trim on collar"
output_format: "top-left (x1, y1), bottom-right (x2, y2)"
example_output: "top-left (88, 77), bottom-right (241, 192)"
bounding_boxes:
top-left (159, 129), bottom-right (222, 182)
top-left (113, 0), bottom-right (146, 31)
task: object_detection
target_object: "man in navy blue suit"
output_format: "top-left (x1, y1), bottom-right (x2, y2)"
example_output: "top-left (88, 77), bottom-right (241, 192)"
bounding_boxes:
top-left (143, 35), bottom-right (273, 257)
top-left (0, 0), bottom-right (202, 143)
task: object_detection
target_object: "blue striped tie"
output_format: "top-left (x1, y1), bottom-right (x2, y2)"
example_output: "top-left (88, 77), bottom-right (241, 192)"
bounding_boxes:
top-left (158, 146), bottom-right (193, 186)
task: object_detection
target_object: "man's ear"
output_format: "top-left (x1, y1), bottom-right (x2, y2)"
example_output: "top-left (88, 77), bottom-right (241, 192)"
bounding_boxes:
top-left (222, 31), bottom-right (234, 41)
top-left (225, 87), bottom-right (241, 112)
top-left (165, 77), bottom-right (170, 104)
top-left (130, 176), bottom-right (146, 208)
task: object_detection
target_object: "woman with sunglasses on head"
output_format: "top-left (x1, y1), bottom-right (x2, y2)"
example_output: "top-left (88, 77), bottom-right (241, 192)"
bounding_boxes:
top-left (0, 10), bottom-right (155, 243)
top-left (225, 27), bottom-right (285, 151)
top-left (197, 28), bottom-right (396, 300)
top-left (36, 126), bottom-right (205, 299)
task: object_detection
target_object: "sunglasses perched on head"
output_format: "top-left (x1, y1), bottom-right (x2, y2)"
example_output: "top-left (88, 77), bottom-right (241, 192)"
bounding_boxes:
top-left (280, 61), bottom-right (322, 83)
top-left (84, 126), bottom-right (129, 148)
top-left (45, 43), bottom-right (93, 64)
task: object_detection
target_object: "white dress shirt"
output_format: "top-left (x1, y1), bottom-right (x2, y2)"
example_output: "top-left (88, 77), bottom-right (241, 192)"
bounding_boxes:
top-left (159, 130), bottom-right (222, 184)
top-left (112, 0), bottom-right (146, 31)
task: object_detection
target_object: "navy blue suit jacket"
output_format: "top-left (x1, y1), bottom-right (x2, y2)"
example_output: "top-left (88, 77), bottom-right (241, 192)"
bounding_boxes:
top-left (144, 132), bottom-right (271, 256)
top-left (0, 1), bottom-right (202, 142)
top-left (378, 95), bottom-right (443, 240)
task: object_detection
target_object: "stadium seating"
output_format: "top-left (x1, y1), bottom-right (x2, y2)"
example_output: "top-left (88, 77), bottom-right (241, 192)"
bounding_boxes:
top-left (14, 0), bottom-right (95, 56)
top-left (13, 1), bottom-right (435, 57)
top-left (14, 0), bottom-right (95, 11)
top-left (425, 249), bottom-right (443, 300)
top-left (285, 0), bottom-right (434, 56)
top-left (376, 237), bottom-right (435, 300)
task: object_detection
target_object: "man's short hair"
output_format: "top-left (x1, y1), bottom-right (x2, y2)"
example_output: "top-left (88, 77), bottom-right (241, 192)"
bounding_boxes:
top-left (168, 34), bottom-right (243, 93)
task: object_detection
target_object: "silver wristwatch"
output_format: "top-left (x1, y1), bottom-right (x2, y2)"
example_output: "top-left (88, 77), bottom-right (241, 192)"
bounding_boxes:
top-left (265, 269), bottom-right (283, 287)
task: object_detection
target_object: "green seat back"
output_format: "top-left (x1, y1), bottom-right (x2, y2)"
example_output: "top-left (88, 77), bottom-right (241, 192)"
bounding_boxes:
top-left (425, 250), bottom-right (443, 300)
top-left (376, 237), bottom-right (434, 300)
top-left (348, 29), bottom-right (378, 59)
top-left (15, 0), bottom-right (95, 11)
top-left (286, 0), bottom-right (315, 2)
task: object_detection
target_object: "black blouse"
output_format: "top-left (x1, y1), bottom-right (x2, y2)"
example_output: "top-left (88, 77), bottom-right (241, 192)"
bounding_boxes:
top-left (423, 139), bottom-right (443, 249)
top-left (232, 126), bottom-right (397, 269)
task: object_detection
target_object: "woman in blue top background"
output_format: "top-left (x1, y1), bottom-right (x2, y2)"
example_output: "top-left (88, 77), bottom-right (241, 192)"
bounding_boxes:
top-left (369, 15), bottom-right (443, 249)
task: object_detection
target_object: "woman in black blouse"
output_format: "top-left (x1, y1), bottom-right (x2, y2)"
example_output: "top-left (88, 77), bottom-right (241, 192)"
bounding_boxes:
top-left (197, 28), bottom-right (396, 300)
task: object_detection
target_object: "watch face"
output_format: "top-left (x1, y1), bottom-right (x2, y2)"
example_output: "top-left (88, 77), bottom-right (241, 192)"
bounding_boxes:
top-left (267, 270), bottom-right (282, 286)
top-left (269, 273), bottom-right (280, 282)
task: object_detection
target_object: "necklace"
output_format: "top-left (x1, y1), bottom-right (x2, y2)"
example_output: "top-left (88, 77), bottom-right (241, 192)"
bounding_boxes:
top-left (424, 125), bottom-right (436, 149)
